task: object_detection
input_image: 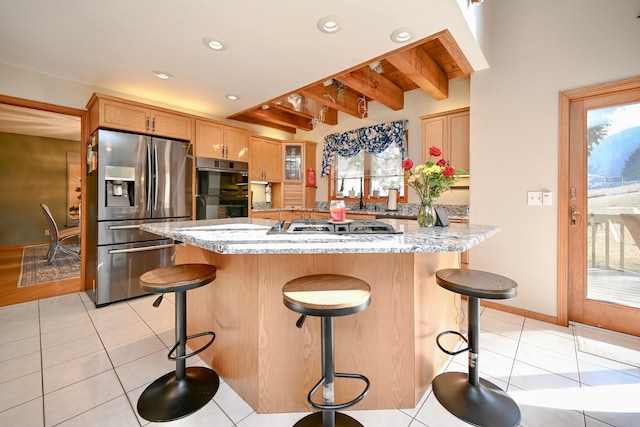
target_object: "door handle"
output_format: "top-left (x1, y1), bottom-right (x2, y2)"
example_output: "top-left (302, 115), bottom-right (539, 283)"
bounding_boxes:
top-left (154, 144), bottom-right (159, 211)
top-left (571, 205), bottom-right (583, 226)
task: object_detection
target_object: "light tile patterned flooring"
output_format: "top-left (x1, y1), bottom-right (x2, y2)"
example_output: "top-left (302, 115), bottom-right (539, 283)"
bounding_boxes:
top-left (1, 292), bottom-right (639, 426)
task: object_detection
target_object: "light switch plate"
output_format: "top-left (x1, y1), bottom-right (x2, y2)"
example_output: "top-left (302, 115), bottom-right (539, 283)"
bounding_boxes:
top-left (542, 192), bottom-right (552, 206)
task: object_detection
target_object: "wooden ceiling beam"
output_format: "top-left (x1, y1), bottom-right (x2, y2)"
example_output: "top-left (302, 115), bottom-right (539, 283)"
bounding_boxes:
top-left (436, 30), bottom-right (475, 76)
top-left (300, 85), bottom-right (366, 119)
top-left (231, 113), bottom-right (297, 134)
top-left (386, 47), bottom-right (448, 101)
top-left (337, 68), bottom-right (404, 111)
top-left (249, 106), bottom-right (314, 131)
top-left (321, 106), bottom-right (338, 125)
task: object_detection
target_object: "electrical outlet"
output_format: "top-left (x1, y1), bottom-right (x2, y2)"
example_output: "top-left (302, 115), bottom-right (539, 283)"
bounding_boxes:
top-left (527, 191), bottom-right (543, 206)
top-left (44, 229), bottom-right (50, 236)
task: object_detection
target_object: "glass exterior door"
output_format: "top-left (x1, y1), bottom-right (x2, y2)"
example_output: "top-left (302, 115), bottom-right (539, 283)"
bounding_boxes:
top-left (586, 102), bottom-right (640, 309)
top-left (568, 86), bottom-right (640, 336)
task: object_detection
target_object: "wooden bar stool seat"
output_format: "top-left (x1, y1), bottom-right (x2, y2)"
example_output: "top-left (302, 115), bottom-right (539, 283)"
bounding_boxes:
top-left (136, 264), bottom-right (220, 422)
top-left (432, 268), bottom-right (521, 427)
top-left (283, 274), bottom-right (371, 427)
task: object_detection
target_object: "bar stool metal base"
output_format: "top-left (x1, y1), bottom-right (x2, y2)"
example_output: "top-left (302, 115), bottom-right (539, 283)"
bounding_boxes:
top-left (137, 366), bottom-right (220, 422)
top-left (432, 372), bottom-right (520, 427)
top-left (293, 411), bottom-right (363, 427)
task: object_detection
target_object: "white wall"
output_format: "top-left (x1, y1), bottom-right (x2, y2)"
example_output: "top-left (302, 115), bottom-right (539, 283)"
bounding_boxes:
top-left (470, 0), bottom-right (640, 317)
top-left (297, 78), bottom-right (471, 203)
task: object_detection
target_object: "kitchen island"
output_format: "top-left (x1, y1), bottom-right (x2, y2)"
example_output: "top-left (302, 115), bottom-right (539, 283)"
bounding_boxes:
top-left (141, 218), bottom-right (499, 413)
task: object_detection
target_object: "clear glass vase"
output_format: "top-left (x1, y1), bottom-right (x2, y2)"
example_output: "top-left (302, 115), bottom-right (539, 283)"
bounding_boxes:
top-left (417, 199), bottom-right (436, 227)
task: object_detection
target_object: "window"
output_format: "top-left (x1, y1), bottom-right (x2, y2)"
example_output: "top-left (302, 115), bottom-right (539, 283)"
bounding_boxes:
top-left (330, 136), bottom-right (407, 202)
top-left (321, 119), bottom-right (408, 202)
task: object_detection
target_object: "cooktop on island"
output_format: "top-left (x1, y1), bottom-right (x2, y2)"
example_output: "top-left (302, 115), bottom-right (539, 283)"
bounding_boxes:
top-left (267, 218), bottom-right (402, 235)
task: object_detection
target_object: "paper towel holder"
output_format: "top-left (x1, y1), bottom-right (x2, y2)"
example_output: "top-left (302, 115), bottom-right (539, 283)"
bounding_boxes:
top-left (387, 188), bottom-right (398, 211)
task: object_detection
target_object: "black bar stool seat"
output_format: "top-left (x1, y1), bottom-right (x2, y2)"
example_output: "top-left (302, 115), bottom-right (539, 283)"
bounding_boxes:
top-left (136, 264), bottom-right (220, 422)
top-left (283, 274), bottom-right (372, 427)
top-left (432, 268), bottom-right (521, 427)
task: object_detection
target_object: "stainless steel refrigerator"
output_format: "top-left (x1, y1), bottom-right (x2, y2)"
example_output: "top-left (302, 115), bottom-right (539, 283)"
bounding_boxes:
top-left (85, 129), bottom-right (192, 306)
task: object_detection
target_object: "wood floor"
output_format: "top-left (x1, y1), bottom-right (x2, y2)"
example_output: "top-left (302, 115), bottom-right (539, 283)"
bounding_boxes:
top-left (0, 245), bottom-right (81, 307)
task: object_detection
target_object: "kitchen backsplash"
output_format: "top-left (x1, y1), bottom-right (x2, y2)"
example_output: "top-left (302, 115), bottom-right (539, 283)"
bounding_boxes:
top-left (251, 201), bottom-right (469, 219)
top-left (314, 202), bottom-right (469, 218)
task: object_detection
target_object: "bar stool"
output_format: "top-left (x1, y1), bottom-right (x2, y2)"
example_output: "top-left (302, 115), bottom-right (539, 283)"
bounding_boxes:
top-left (283, 274), bottom-right (371, 427)
top-left (137, 264), bottom-right (220, 422)
top-left (432, 268), bottom-right (521, 427)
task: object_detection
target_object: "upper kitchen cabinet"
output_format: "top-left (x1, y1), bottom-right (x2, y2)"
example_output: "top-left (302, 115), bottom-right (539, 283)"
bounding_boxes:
top-left (195, 119), bottom-right (250, 162)
top-left (282, 140), bottom-right (316, 208)
top-left (87, 93), bottom-right (192, 140)
top-left (421, 107), bottom-right (469, 172)
top-left (249, 136), bottom-right (282, 182)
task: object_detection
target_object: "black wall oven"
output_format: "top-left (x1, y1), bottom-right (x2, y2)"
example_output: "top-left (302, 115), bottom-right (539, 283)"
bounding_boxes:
top-left (195, 158), bottom-right (249, 219)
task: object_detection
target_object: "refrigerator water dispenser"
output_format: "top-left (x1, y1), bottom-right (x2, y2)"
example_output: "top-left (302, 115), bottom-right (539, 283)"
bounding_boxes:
top-left (105, 165), bottom-right (135, 207)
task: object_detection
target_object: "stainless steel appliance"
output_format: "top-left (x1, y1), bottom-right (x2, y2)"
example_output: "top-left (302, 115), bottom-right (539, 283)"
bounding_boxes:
top-left (85, 129), bottom-right (192, 306)
top-left (267, 218), bottom-right (402, 235)
top-left (195, 158), bottom-right (248, 219)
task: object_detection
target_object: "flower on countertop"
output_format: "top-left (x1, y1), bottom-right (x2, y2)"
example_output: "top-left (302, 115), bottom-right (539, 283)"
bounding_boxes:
top-left (403, 146), bottom-right (465, 203)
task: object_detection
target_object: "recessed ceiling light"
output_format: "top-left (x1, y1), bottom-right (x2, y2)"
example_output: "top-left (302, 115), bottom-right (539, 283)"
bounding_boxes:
top-left (152, 71), bottom-right (174, 80)
top-left (390, 27), bottom-right (416, 43)
top-left (202, 36), bottom-right (227, 51)
top-left (317, 15), bottom-right (343, 34)
top-left (226, 95), bottom-right (239, 100)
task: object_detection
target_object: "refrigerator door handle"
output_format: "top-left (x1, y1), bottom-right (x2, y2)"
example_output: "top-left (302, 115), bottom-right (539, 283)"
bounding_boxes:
top-left (108, 224), bottom-right (140, 230)
top-left (147, 143), bottom-right (152, 211)
top-left (154, 144), bottom-right (159, 211)
top-left (108, 243), bottom-right (175, 254)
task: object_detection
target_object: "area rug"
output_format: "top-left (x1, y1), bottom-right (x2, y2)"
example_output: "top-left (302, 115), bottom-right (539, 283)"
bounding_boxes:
top-left (17, 244), bottom-right (80, 288)
top-left (574, 324), bottom-right (640, 368)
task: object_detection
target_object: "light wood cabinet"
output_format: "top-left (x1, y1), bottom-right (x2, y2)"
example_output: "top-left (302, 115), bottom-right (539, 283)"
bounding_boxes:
top-left (311, 211), bottom-right (329, 219)
top-left (421, 107), bottom-right (469, 172)
top-left (346, 212), bottom-right (376, 220)
top-left (291, 210), bottom-right (314, 220)
top-left (283, 181), bottom-right (304, 207)
top-left (195, 119), bottom-right (250, 161)
top-left (250, 211), bottom-right (281, 220)
top-left (87, 93), bottom-right (192, 140)
top-left (250, 136), bottom-right (282, 182)
top-left (282, 140), bottom-right (316, 208)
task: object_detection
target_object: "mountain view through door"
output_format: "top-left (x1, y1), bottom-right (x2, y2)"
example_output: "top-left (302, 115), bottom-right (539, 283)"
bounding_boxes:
top-left (586, 102), bottom-right (640, 310)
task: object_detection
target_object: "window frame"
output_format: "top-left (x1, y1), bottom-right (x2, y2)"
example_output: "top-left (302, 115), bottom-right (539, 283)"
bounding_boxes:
top-left (327, 131), bottom-right (409, 204)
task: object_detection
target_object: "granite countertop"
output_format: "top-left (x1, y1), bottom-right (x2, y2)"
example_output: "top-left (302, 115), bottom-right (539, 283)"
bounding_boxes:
top-left (251, 203), bottom-right (470, 221)
top-left (141, 218), bottom-right (497, 255)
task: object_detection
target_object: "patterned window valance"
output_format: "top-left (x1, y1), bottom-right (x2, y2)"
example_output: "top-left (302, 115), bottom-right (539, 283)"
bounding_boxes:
top-left (320, 119), bottom-right (408, 177)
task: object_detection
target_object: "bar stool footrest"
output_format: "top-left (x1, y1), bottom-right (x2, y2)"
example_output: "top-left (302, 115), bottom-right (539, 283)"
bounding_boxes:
top-left (436, 330), bottom-right (470, 356)
top-left (168, 331), bottom-right (215, 361)
top-left (307, 372), bottom-right (370, 411)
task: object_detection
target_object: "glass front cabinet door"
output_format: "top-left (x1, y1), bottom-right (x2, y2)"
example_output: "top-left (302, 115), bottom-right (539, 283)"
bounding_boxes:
top-left (284, 144), bottom-right (302, 180)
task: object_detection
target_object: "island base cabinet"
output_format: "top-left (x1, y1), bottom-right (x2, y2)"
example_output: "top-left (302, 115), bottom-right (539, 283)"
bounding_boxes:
top-left (177, 245), bottom-right (461, 413)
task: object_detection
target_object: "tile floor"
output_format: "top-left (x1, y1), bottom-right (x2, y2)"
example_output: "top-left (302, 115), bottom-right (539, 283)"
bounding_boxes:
top-left (1, 292), bottom-right (639, 427)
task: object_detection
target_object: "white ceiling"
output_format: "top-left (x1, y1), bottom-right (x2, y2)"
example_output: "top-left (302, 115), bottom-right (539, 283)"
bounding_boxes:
top-left (0, 0), bottom-right (486, 136)
top-left (0, 104), bottom-right (81, 141)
